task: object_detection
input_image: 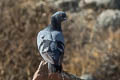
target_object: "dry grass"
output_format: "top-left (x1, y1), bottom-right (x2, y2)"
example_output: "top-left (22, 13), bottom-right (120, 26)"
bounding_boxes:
top-left (0, 0), bottom-right (120, 80)
top-left (63, 10), bottom-right (120, 80)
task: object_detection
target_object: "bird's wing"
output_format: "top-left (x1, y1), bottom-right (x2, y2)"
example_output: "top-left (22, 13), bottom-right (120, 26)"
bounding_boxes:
top-left (37, 31), bottom-right (64, 65)
top-left (37, 31), bottom-right (54, 64)
top-left (37, 31), bottom-right (52, 51)
top-left (40, 40), bottom-right (64, 65)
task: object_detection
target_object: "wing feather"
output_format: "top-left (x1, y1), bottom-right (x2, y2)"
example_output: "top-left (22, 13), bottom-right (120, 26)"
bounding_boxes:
top-left (37, 30), bottom-right (64, 65)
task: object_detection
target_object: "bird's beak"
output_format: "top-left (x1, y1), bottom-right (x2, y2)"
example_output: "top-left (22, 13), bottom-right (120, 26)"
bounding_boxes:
top-left (64, 18), bottom-right (67, 20)
top-left (63, 17), bottom-right (67, 20)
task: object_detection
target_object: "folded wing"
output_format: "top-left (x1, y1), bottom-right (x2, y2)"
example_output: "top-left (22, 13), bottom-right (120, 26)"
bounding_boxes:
top-left (37, 31), bottom-right (64, 65)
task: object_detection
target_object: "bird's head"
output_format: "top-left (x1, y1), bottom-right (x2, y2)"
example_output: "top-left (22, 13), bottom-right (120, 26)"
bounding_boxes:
top-left (51, 11), bottom-right (67, 28)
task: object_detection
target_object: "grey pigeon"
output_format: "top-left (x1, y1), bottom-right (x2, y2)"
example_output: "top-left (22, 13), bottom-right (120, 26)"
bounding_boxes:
top-left (37, 11), bottom-right (67, 73)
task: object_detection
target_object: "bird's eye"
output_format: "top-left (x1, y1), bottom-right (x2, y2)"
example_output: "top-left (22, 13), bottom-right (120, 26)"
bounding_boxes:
top-left (61, 14), bottom-right (66, 18)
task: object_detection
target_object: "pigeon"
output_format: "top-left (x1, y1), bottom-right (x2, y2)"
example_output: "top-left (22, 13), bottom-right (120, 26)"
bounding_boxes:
top-left (37, 11), bottom-right (67, 73)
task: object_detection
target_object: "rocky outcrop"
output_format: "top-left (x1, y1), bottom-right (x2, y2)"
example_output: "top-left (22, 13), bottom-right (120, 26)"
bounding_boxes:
top-left (33, 61), bottom-right (82, 80)
top-left (80, 74), bottom-right (95, 80)
top-left (95, 10), bottom-right (120, 31)
top-left (47, 0), bottom-right (120, 11)
top-left (79, 0), bottom-right (120, 9)
top-left (47, 0), bottom-right (80, 12)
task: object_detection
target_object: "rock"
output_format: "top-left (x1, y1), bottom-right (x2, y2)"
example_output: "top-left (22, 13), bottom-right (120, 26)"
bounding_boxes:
top-left (83, 0), bottom-right (111, 6)
top-left (80, 0), bottom-right (120, 9)
top-left (33, 61), bottom-right (82, 80)
top-left (95, 10), bottom-right (120, 31)
top-left (80, 74), bottom-right (95, 80)
top-left (47, 0), bottom-right (80, 12)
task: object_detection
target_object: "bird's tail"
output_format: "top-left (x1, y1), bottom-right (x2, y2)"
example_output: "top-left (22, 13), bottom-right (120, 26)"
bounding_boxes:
top-left (48, 63), bottom-right (62, 73)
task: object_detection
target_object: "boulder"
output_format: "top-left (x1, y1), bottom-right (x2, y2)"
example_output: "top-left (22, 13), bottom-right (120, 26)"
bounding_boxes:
top-left (80, 74), bottom-right (95, 80)
top-left (47, 0), bottom-right (80, 12)
top-left (95, 10), bottom-right (120, 31)
top-left (80, 0), bottom-right (120, 9)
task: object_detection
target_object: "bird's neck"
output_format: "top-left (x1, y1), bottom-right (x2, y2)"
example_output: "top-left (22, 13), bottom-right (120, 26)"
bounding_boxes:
top-left (50, 22), bottom-right (62, 31)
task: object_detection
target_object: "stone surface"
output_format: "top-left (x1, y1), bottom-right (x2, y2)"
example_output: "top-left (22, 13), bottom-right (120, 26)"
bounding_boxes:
top-left (46, 0), bottom-right (120, 11)
top-left (32, 61), bottom-right (82, 80)
top-left (47, 0), bottom-right (80, 12)
top-left (95, 10), bottom-right (120, 30)
top-left (80, 74), bottom-right (95, 80)
top-left (80, 0), bottom-right (120, 9)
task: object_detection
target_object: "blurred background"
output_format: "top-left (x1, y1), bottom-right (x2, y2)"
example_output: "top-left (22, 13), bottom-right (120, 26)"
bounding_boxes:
top-left (0, 0), bottom-right (120, 80)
